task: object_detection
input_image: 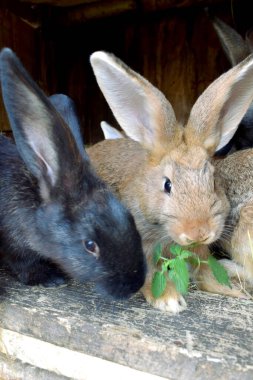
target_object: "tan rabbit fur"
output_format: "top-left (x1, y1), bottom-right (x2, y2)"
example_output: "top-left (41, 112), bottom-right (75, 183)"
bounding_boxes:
top-left (210, 16), bottom-right (253, 154)
top-left (88, 51), bottom-right (253, 313)
top-left (214, 150), bottom-right (253, 288)
top-left (209, 18), bottom-right (253, 288)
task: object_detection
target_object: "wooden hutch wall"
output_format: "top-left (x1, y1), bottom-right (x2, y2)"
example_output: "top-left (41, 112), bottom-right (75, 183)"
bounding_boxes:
top-left (0, 0), bottom-right (251, 144)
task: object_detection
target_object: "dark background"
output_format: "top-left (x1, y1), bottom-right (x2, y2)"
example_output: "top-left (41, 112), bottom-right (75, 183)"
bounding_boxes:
top-left (0, 0), bottom-right (252, 143)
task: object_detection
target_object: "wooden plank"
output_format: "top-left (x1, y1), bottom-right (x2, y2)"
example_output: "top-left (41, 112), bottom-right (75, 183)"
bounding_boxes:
top-left (0, 329), bottom-right (164, 380)
top-left (37, 0), bottom-right (235, 26)
top-left (0, 269), bottom-right (252, 379)
top-left (0, 352), bottom-right (69, 380)
top-left (12, 1), bottom-right (241, 27)
top-left (53, 0), bottom-right (137, 26)
top-left (18, 0), bottom-right (231, 9)
top-left (19, 0), bottom-right (110, 7)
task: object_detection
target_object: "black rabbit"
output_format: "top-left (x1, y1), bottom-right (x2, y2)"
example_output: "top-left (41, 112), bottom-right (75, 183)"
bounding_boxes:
top-left (0, 48), bottom-right (146, 299)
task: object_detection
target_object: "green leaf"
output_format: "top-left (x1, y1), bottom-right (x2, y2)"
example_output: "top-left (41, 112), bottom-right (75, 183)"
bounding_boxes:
top-left (188, 255), bottom-right (201, 267)
top-left (162, 261), bottom-right (170, 272)
top-left (168, 259), bottom-right (175, 269)
top-left (170, 244), bottom-right (182, 257)
top-left (179, 250), bottom-right (193, 260)
top-left (153, 243), bottom-right (162, 265)
top-left (151, 271), bottom-right (167, 298)
top-left (208, 255), bottom-right (231, 287)
top-left (169, 258), bottom-right (189, 294)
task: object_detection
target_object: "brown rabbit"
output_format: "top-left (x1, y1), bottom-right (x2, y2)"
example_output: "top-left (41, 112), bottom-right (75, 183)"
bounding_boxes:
top-left (99, 87), bottom-right (253, 298)
top-left (100, 118), bottom-right (253, 297)
top-left (214, 150), bottom-right (253, 290)
top-left (198, 16), bottom-right (253, 291)
top-left (88, 51), bottom-right (253, 312)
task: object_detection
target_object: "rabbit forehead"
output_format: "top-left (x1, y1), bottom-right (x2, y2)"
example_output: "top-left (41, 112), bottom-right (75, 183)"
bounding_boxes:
top-left (157, 158), bottom-right (213, 186)
top-left (148, 148), bottom-right (214, 191)
top-left (167, 143), bottom-right (208, 169)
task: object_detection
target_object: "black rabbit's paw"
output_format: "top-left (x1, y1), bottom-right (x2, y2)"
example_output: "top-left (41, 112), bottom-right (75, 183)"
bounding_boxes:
top-left (14, 262), bottom-right (68, 288)
top-left (39, 273), bottom-right (67, 288)
top-left (16, 271), bottom-right (67, 287)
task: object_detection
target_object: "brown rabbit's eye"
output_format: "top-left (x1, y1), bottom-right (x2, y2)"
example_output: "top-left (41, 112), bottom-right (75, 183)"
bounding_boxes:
top-left (83, 240), bottom-right (100, 258)
top-left (164, 178), bottom-right (172, 194)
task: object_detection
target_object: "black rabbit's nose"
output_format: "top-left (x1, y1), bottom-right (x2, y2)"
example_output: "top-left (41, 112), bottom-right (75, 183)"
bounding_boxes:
top-left (102, 260), bottom-right (146, 300)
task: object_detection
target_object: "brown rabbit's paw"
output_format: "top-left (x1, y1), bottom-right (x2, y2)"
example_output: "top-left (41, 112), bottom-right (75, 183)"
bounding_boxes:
top-left (142, 284), bottom-right (187, 313)
top-left (219, 259), bottom-right (244, 278)
top-left (151, 293), bottom-right (187, 313)
top-left (219, 259), bottom-right (253, 291)
top-left (197, 261), bottom-right (250, 298)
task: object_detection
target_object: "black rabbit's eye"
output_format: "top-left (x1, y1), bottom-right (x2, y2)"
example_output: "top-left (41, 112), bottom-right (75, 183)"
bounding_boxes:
top-left (83, 240), bottom-right (100, 259)
top-left (164, 177), bottom-right (172, 194)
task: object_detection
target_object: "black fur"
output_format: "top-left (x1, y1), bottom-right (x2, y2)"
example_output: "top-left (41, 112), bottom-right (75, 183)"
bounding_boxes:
top-left (0, 48), bottom-right (146, 299)
top-left (49, 93), bottom-right (86, 152)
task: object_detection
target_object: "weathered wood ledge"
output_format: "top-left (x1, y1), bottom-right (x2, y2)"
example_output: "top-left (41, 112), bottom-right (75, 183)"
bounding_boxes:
top-left (0, 268), bottom-right (252, 380)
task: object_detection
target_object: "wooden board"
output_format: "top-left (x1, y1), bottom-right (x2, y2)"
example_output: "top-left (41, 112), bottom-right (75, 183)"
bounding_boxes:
top-left (0, 268), bottom-right (253, 379)
top-left (18, 0), bottom-right (228, 10)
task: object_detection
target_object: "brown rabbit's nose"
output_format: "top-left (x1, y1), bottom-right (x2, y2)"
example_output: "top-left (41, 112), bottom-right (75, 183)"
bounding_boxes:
top-left (179, 224), bottom-right (215, 245)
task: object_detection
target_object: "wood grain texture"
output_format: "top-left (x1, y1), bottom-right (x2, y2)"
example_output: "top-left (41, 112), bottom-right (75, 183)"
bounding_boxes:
top-left (0, 328), bottom-right (165, 379)
top-left (0, 352), bottom-right (69, 380)
top-left (17, 0), bottom-right (231, 10)
top-left (0, 269), bottom-right (253, 379)
top-left (1, 0), bottom-right (253, 145)
top-left (0, 2), bottom-right (43, 132)
top-left (1, 1), bottom-right (249, 143)
top-left (40, 6), bottom-right (231, 144)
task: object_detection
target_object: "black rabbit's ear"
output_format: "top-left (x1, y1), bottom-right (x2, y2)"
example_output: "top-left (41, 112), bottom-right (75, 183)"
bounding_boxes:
top-left (49, 94), bottom-right (87, 159)
top-left (0, 48), bottom-right (84, 200)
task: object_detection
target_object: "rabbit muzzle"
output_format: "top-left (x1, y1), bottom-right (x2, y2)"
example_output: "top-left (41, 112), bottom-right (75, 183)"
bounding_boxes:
top-left (178, 224), bottom-right (216, 245)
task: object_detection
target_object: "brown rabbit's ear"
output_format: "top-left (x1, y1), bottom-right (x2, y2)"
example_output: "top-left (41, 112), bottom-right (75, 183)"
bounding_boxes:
top-left (211, 16), bottom-right (250, 65)
top-left (100, 121), bottom-right (124, 139)
top-left (185, 54), bottom-right (253, 156)
top-left (90, 51), bottom-right (179, 153)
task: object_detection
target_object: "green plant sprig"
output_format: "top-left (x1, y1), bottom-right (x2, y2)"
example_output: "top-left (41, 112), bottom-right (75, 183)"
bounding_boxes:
top-left (151, 243), bottom-right (231, 299)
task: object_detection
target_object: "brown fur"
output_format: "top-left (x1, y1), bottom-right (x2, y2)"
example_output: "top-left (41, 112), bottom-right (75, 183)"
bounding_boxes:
top-left (88, 137), bottom-right (233, 312)
top-left (214, 154), bottom-right (253, 289)
top-left (88, 51), bottom-right (253, 312)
